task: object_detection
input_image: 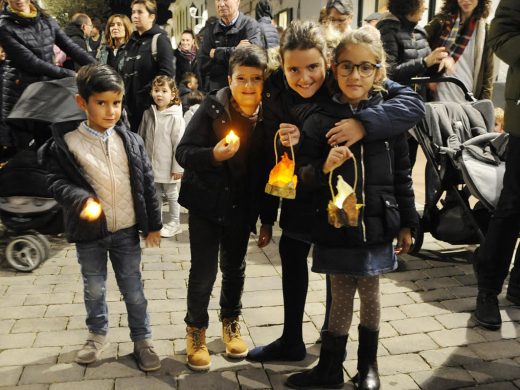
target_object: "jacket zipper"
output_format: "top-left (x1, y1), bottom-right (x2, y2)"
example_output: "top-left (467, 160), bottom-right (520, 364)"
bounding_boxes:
top-left (360, 145), bottom-right (367, 242)
top-left (103, 139), bottom-right (117, 230)
top-left (385, 141), bottom-right (393, 175)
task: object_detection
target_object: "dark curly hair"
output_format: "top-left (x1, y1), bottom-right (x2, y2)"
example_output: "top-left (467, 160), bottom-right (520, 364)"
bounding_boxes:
top-left (387, 0), bottom-right (424, 18)
top-left (438, 0), bottom-right (491, 19)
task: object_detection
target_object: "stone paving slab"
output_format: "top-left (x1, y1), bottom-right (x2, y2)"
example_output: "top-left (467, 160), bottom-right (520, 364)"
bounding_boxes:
top-left (1, 222), bottom-right (520, 389)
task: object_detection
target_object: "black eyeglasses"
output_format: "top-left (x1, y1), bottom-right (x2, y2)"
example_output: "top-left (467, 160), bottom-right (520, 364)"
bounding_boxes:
top-left (335, 61), bottom-right (381, 77)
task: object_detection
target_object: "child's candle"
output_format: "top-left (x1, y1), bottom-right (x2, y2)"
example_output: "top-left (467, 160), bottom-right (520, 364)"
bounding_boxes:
top-left (225, 130), bottom-right (239, 145)
top-left (83, 199), bottom-right (102, 220)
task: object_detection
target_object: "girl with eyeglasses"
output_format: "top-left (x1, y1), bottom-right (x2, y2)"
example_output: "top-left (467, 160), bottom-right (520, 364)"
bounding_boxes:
top-left (249, 20), bottom-right (424, 370)
top-left (286, 26), bottom-right (421, 390)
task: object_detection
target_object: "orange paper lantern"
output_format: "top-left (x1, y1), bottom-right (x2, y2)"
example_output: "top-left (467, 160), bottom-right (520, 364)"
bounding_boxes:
top-left (265, 131), bottom-right (297, 199)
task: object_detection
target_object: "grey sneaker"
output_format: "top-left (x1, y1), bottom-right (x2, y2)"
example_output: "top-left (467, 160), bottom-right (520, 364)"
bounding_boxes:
top-left (134, 339), bottom-right (161, 371)
top-left (75, 333), bottom-right (108, 364)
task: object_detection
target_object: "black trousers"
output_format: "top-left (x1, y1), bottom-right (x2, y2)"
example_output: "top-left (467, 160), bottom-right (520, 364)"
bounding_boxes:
top-left (475, 134), bottom-right (520, 295)
top-left (184, 208), bottom-right (250, 328)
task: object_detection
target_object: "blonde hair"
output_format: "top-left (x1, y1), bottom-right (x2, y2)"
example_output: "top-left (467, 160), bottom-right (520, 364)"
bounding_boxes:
top-left (333, 25), bottom-right (387, 91)
top-left (323, 24), bottom-right (342, 68)
top-left (151, 75), bottom-right (181, 106)
top-left (494, 107), bottom-right (504, 129)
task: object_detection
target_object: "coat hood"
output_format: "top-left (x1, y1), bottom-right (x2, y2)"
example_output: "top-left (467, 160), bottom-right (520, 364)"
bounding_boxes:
top-left (0, 4), bottom-right (41, 27)
top-left (153, 103), bottom-right (183, 117)
top-left (130, 23), bottom-right (167, 40)
top-left (64, 23), bottom-right (85, 39)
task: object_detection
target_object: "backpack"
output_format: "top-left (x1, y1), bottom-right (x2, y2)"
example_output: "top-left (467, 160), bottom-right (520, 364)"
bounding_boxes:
top-left (151, 33), bottom-right (176, 69)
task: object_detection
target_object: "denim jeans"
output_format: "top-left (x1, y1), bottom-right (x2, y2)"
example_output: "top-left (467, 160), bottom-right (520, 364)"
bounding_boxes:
top-left (475, 134), bottom-right (520, 295)
top-left (155, 182), bottom-right (180, 225)
top-left (76, 226), bottom-right (151, 341)
top-left (184, 208), bottom-right (250, 328)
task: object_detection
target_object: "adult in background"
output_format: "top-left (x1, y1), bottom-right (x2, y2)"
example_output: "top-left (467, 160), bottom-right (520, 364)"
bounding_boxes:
top-left (425, 0), bottom-right (493, 102)
top-left (199, 0), bottom-right (263, 91)
top-left (174, 29), bottom-right (199, 86)
top-left (88, 18), bottom-right (104, 58)
top-left (63, 13), bottom-right (93, 70)
top-left (473, 0), bottom-right (520, 330)
top-left (122, 0), bottom-right (175, 132)
top-left (326, 0), bottom-right (354, 34)
top-left (255, 0), bottom-right (279, 49)
top-left (0, 0), bottom-right (94, 152)
top-left (98, 14), bottom-right (133, 74)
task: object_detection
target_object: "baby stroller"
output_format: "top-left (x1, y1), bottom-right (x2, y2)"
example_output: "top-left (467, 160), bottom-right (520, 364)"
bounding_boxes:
top-left (0, 77), bottom-right (84, 271)
top-left (409, 76), bottom-right (504, 254)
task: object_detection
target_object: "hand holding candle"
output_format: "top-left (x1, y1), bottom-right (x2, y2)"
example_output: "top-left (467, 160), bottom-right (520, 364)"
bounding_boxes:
top-left (80, 198), bottom-right (102, 221)
top-left (214, 130), bottom-right (240, 162)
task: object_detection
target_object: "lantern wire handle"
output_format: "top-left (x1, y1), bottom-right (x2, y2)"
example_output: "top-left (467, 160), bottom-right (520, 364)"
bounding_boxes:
top-left (273, 130), bottom-right (296, 164)
top-left (328, 152), bottom-right (358, 199)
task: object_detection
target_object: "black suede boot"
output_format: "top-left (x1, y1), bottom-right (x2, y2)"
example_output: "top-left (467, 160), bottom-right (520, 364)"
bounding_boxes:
top-left (286, 332), bottom-right (347, 389)
top-left (352, 326), bottom-right (380, 390)
top-left (475, 290), bottom-right (501, 330)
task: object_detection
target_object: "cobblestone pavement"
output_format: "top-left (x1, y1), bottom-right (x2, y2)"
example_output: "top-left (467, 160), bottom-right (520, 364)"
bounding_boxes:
top-left (0, 218), bottom-right (519, 390)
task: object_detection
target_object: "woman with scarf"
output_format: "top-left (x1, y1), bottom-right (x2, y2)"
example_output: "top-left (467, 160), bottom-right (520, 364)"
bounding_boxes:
top-left (0, 0), bottom-right (94, 154)
top-left (425, 0), bottom-right (493, 102)
top-left (174, 29), bottom-right (199, 87)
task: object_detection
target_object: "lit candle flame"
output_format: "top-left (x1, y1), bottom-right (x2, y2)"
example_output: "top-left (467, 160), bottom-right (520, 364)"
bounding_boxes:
top-left (225, 130), bottom-right (239, 145)
top-left (82, 199), bottom-right (102, 220)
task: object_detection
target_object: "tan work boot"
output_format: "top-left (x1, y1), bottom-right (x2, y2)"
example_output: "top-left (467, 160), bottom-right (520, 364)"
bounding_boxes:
top-left (186, 326), bottom-right (211, 371)
top-left (222, 317), bottom-right (248, 358)
top-left (134, 339), bottom-right (161, 372)
top-left (75, 332), bottom-right (108, 364)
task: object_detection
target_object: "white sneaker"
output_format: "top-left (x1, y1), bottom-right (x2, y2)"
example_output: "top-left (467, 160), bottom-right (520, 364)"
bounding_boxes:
top-left (160, 223), bottom-right (182, 238)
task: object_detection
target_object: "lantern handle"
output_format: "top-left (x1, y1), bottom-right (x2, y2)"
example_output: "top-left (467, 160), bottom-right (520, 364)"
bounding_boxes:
top-left (328, 153), bottom-right (358, 199)
top-left (273, 130), bottom-right (296, 164)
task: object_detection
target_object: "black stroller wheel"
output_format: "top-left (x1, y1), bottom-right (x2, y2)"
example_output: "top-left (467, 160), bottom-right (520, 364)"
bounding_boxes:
top-left (5, 235), bottom-right (44, 272)
top-left (28, 231), bottom-right (50, 260)
top-left (409, 220), bottom-right (425, 255)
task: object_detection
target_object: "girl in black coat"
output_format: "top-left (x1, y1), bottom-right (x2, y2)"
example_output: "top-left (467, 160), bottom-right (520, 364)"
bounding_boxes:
top-left (248, 20), bottom-right (425, 364)
top-left (287, 26), bottom-right (419, 390)
top-left (122, 0), bottom-right (175, 132)
top-left (0, 0), bottom-right (94, 148)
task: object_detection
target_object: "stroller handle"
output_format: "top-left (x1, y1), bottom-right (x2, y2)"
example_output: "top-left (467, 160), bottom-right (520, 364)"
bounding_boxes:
top-left (410, 76), bottom-right (477, 103)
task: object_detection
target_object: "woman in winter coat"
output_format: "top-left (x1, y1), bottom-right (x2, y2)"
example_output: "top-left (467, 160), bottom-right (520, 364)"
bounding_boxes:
top-left (98, 14), bottom-right (133, 74)
top-left (174, 29), bottom-right (199, 87)
top-left (425, 0), bottom-right (494, 102)
top-left (255, 0), bottom-right (279, 49)
top-left (122, 0), bottom-right (175, 132)
top-left (0, 0), bottom-right (94, 150)
top-left (377, 0), bottom-right (447, 88)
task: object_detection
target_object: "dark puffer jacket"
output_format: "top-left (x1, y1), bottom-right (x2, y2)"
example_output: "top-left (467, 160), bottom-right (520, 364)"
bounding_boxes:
top-left (199, 13), bottom-right (263, 91)
top-left (0, 6), bottom-right (94, 147)
top-left (258, 17), bottom-right (279, 49)
top-left (377, 13), bottom-right (432, 85)
top-left (298, 95), bottom-right (418, 247)
top-left (39, 121), bottom-right (162, 243)
top-left (122, 24), bottom-right (175, 132)
top-left (176, 88), bottom-right (268, 229)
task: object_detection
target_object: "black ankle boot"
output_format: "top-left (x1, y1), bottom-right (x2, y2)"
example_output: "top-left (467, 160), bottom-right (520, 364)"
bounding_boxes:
top-left (286, 332), bottom-right (347, 389)
top-left (353, 326), bottom-right (380, 390)
top-left (475, 290), bottom-right (501, 330)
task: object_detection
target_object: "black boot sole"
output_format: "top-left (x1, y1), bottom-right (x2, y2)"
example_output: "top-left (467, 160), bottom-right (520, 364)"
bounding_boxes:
top-left (473, 313), bottom-right (501, 331)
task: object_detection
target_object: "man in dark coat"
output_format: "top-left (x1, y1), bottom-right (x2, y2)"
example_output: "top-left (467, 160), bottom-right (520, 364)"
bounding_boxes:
top-left (63, 13), bottom-right (93, 71)
top-left (473, 0), bottom-right (520, 331)
top-left (198, 0), bottom-right (263, 92)
top-left (255, 0), bottom-right (279, 49)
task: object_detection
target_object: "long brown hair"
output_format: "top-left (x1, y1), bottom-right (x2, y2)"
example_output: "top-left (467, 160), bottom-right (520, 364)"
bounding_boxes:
top-left (438, 0), bottom-right (491, 19)
top-left (151, 75), bottom-right (181, 106)
top-left (105, 14), bottom-right (133, 49)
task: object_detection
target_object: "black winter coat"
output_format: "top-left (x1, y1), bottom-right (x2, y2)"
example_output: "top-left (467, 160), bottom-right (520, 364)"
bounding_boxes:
top-left (174, 48), bottom-right (200, 86)
top-left (377, 13), bottom-right (433, 85)
top-left (199, 12), bottom-right (263, 91)
top-left (176, 88), bottom-right (268, 229)
top-left (261, 69), bottom-right (426, 236)
top-left (298, 95), bottom-right (418, 248)
top-left (62, 23), bottom-right (90, 70)
top-left (39, 121), bottom-right (162, 243)
top-left (257, 17), bottom-right (279, 49)
top-left (122, 24), bottom-right (175, 132)
top-left (0, 6), bottom-right (94, 147)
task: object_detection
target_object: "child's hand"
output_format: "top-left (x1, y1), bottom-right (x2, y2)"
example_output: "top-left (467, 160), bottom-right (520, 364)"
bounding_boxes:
top-left (257, 224), bottom-right (272, 248)
top-left (395, 227), bottom-right (412, 255)
top-left (172, 172), bottom-right (183, 180)
top-left (213, 136), bottom-right (240, 162)
top-left (323, 146), bottom-right (353, 173)
top-left (279, 123), bottom-right (300, 147)
top-left (326, 118), bottom-right (366, 147)
top-left (79, 197), bottom-right (102, 221)
top-left (438, 56), bottom-right (456, 75)
top-left (145, 231), bottom-right (161, 248)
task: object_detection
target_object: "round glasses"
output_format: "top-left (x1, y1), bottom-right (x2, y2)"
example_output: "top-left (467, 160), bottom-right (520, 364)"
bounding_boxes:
top-left (336, 61), bottom-right (381, 77)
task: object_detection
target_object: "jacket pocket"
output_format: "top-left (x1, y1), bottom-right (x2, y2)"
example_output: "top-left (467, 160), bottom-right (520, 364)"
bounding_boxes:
top-left (381, 194), bottom-right (400, 239)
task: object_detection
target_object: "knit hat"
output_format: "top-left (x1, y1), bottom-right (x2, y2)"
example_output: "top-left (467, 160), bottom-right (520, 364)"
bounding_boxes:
top-left (255, 0), bottom-right (273, 20)
top-left (326, 0), bottom-right (354, 15)
top-left (364, 12), bottom-right (382, 23)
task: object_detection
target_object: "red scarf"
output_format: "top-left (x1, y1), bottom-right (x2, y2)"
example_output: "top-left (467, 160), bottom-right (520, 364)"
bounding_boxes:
top-left (435, 12), bottom-right (478, 62)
